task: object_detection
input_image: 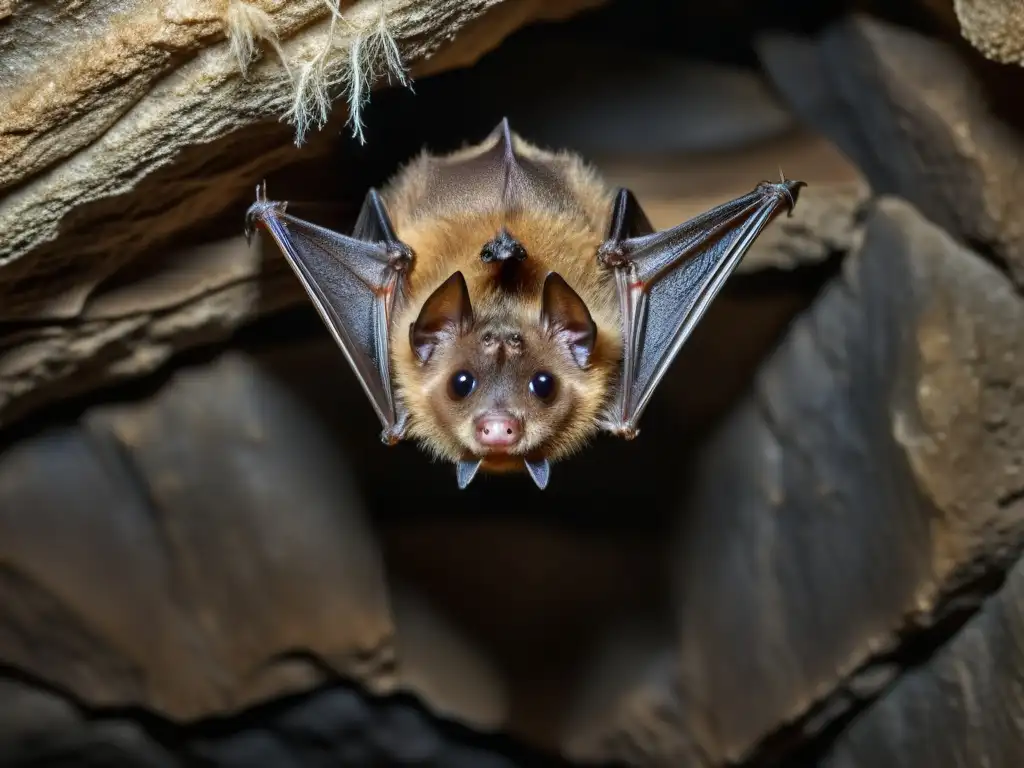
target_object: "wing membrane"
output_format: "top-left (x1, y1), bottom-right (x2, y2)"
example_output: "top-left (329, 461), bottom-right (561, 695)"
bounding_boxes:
top-left (599, 180), bottom-right (804, 437)
top-left (245, 184), bottom-right (413, 443)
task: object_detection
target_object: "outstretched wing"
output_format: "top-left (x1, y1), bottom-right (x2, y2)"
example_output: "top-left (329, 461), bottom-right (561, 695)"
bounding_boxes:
top-left (598, 179), bottom-right (804, 438)
top-left (245, 183), bottom-right (413, 444)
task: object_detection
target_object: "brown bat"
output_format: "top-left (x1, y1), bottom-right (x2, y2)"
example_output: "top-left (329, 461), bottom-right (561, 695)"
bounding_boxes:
top-left (245, 119), bottom-right (803, 490)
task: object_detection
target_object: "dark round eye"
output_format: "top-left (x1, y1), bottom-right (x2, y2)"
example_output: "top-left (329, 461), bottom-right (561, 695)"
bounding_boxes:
top-left (529, 371), bottom-right (556, 401)
top-left (448, 370), bottom-right (477, 400)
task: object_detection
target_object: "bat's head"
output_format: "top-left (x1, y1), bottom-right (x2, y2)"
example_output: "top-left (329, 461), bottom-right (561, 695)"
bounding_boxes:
top-left (404, 270), bottom-right (612, 469)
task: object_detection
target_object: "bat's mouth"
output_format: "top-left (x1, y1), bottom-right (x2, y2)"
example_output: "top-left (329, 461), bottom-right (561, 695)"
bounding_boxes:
top-left (468, 440), bottom-right (529, 464)
top-left (478, 453), bottom-right (526, 472)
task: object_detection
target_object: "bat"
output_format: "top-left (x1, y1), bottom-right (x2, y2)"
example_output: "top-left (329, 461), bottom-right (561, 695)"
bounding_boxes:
top-left (245, 119), bottom-right (803, 490)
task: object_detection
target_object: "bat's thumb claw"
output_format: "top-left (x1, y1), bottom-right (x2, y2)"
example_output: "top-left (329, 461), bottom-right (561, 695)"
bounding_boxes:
top-left (781, 179), bottom-right (807, 215)
top-left (245, 181), bottom-right (271, 242)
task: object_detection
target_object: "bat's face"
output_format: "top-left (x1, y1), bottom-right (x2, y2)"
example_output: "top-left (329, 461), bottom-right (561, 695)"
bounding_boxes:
top-left (405, 271), bottom-right (609, 466)
top-left (424, 321), bottom-right (593, 463)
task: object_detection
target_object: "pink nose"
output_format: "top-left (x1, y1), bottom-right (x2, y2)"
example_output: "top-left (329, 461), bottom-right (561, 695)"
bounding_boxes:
top-left (475, 413), bottom-right (522, 448)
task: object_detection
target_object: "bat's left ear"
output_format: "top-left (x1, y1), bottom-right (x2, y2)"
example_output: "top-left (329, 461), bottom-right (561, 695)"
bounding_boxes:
top-left (410, 272), bottom-right (475, 364)
top-left (541, 272), bottom-right (596, 368)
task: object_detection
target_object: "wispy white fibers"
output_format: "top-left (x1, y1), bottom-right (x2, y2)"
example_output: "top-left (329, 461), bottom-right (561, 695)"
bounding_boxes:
top-left (224, 0), bottom-right (290, 79)
top-left (341, 0), bottom-right (409, 144)
top-left (285, 0), bottom-right (410, 146)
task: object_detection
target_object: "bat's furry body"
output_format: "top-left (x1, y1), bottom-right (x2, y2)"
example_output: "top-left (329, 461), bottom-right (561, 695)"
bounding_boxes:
top-left (385, 129), bottom-right (623, 471)
top-left (245, 119), bottom-right (803, 489)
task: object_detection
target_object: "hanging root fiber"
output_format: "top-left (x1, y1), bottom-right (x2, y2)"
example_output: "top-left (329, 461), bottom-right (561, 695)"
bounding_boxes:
top-left (224, 0), bottom-right (410, 145)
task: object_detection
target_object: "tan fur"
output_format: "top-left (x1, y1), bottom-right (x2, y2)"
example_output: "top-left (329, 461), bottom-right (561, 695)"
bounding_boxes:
top-left (384, 128), bottom-right (623, 469)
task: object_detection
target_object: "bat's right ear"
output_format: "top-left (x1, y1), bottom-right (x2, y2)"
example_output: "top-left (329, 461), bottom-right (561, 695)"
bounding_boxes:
top-left (410, 272), bottom-right (475, 364)
top-left (541, 272), bottom-right (596, 368)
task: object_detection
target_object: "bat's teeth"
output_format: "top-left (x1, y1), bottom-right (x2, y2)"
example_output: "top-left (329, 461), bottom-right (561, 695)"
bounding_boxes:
top-left (524, 458), bottom-right (551, 490)
top-left (456, 459), bottom-right (483, 489)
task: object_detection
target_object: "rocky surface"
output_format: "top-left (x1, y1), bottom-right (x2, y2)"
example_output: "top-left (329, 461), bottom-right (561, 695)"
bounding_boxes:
top-left (952, 0), bottom-right (1024, 66)
top-left (757, 14), bottom-right (1024, 287)
top-left (0, 352), bottom-right (394, 720)
top-left (562, 197), bottom-right (1024, 766)
top-left (0, 676), bottom-right (559, 768)
top-left (821, 549), bottom-right (1024, 768)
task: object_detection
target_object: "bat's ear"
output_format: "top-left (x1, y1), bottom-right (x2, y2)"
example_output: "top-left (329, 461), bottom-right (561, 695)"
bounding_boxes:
top-left (541, 272), bottom-right (596, 368)
top-left (410, 272), bottom-right (475, 364)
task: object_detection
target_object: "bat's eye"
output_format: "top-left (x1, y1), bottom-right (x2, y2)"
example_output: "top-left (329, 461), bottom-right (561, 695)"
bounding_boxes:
top-left (529, 371), bottom-right (556, 401)
top-left (448, 370), bottom-right (477, 400)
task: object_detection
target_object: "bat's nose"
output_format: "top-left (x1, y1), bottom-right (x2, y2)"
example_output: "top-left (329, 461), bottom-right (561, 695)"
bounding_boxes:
top-left (475, 412), bottom-right (523, 448)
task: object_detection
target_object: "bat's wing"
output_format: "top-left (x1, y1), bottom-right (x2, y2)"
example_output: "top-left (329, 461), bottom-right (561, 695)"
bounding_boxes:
top-left (245, 182), bottom-right (413, 445)
top-left (598, 179), bottom-right (805, 438)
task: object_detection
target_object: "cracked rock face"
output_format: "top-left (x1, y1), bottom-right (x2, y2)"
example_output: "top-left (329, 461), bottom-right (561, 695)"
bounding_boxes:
top-left (560, 197), bottom-right (1024, 767)
top-left (0, 675), bottom-right (556, 768)
top-left (821, 548), bottom-right (1024, 768)
top-left (0, 352), bottom-right (396, 720)
top-left (757, 15), bottom-right (1024, 288)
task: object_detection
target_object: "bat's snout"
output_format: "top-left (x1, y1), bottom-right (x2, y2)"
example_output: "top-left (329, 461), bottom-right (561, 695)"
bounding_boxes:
top-left (474, 412), bottom-right (523, 449)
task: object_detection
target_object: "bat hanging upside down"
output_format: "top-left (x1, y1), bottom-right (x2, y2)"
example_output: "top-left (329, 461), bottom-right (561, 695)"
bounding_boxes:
top-left (245, 119), bottom-right (803, 490)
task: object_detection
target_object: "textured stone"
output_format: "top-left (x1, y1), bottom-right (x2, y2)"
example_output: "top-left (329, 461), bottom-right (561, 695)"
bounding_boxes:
top-left (757, 14), bottom-right (1024, 287)
top-left (0, 675), bottom-right (549, 768)
top-left (390, 581), bottom-right (509, 730)
top-left (822, 551), bottom-right (1024, 768)
top-left (0, 352), bottom-right (392, 720)
top-left (953, 0), bottom-right (1024, 66)
top-left (564, 197), bottom-right (1024, 766)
